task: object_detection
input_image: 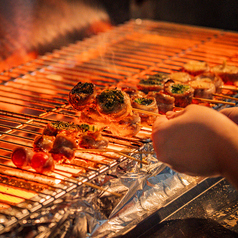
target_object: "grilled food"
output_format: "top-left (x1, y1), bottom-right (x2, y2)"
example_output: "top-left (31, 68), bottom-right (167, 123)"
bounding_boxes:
top-left (194, 72), bottom-right (223, 93)
top-left (154, 91), bottom-right (175, 114)
top-left (131, 95), bottom-right (158, 126)
top-left (181, 60), bottom-right (210, 76)
top-left (69, 82), bottom-right (97, 110)
top-left (11, 147), bottom-right (34, 169)
top-left (189, 80), bottom-right (216, 99)
top-left (137, 73), bottom-right (169, 93)
top-left (96, 88), bottom-right (132, 121)
top-left (169, 72), bottom-right (194, 84)
top-left (211, 61), bottom-right (238, 85)
top-left (164, 80), bottom-right (194, 107)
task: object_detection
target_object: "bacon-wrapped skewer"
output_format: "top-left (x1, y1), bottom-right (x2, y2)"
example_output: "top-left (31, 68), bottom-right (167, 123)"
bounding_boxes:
top-left (69, 81), bottom-right (97, 111)
top-left (31, 152), bottom-right (55, 174)
top-left (164, 80), bottom-right (194, 107)
top-left (211, 61), bottom-right (238, 85)
top-left (154, 91), bottom-right (175, 114)
top-left (96, 88), bottom-right (132, 121)
top-left (109, 111), bottom-right (141, 137)
top-left (181, 60), bottom-right (210, 76)
top-left (11, 147), bottom-right (34, 169)
top-left (189, 80), bottom-right (216, 99)
top-left (137, 73), bottom-right (169, 93)
top-left (131, 95), bottom-right (158, 126)
top-left (194, 72), bottom-right (223, 93)
top-left (169, 72), bottom-right (194, 84)
top-left (11, 147), bottom-right (55, 174)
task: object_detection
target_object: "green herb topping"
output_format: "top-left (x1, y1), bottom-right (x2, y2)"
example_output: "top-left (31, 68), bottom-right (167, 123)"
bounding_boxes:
top-left (98, 89), bottom-right (124, 111)
top-left (139, 78), bottom-right (163, 86)
top-left (134, 97), bottom-right (153, 106)
top-left (171, 84), bottom-right (190, 94)
top-left (50, 121), bottom-right (97, 133)
top-left (71, 82), bottom-right (94, 95)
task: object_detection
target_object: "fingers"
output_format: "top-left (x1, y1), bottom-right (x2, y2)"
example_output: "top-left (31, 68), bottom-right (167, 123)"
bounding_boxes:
top-left (166, 109), bottom-right (185, 119)
top-left (220, 107), bottom-right (238, 125)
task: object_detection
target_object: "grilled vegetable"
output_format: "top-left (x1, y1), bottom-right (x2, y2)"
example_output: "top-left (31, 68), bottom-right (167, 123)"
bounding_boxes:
top-left (11, 147), bottom-right (34, 169)
top-left (31, 152), bottom-right (55, 174)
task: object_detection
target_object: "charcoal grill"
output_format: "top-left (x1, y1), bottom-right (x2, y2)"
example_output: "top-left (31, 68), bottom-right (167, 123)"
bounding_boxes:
top-left (0, 19), bottom-right (238, 236)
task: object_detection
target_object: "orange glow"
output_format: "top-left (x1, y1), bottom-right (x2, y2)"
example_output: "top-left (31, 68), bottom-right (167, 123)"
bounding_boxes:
top-left (0, 184), bottom-right (37, 206)
top-left (0, 51), bottom-right (37, 73)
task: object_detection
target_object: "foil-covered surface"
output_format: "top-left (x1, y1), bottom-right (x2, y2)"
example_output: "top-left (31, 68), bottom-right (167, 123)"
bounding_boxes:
top-left (0, 142), bottom-right (202, 238)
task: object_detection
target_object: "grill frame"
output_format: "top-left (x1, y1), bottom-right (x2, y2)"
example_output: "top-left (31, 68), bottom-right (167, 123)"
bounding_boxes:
top-left (0, 19), bottom-right (238, 235)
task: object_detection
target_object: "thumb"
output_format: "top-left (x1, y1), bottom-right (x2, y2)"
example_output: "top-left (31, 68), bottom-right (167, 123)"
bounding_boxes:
top-left (152, 115), bottom-right (168, 131)
top-left (166, 109), bottom-right (185, 119)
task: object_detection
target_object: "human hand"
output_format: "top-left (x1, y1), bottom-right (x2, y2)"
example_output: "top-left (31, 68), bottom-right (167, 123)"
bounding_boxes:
top-left (219, 106), bottom-right (238, 125)
top-left (152, 105), bottom-right (238, 180)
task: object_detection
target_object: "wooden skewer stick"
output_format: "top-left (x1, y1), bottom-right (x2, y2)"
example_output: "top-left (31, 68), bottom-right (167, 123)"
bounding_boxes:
top-left (213, 93), bottom-right (238, 102)
top-left (117, 152), bottom-right (149, 165)
top-left (75, 148), bottom-right (153, 155)
top-left (132, 107), bottom-right (160, 117)
top-left (83, 181), bottom-right (122, 197)
top-left (75, 148), bottom-right (149, 164)
top-left (220, 85), bottom-right (238, 92)
top-left (193, 97), bottom-right (236, 106)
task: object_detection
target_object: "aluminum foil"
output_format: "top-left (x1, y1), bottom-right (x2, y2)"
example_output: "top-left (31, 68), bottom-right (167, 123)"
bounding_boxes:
top-left (0, 142), bottom-right (201, 238)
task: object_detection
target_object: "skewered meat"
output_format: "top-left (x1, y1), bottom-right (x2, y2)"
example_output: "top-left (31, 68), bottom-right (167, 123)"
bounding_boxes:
top-left (211, 61), bottom-right (238, 85)
top-left (79, 130), bottom-right (108, 149)
top-left (50, 134), bottom-right (78, 162)
top-left (137, 73), bottom-right (169, 93)
top-left (117, 81), bottom-right (140, 97)
top-left (169, 72), bottom-right (194, 84)
top-left (154, 91), bottom-right (175, 114)
top-left (189, 80), bottom-right (216, 99)
top-left (109, 111), bottom-right (141, 137)
top-left (164, 80), bottom-right (194, 107)
top-left (31, 152), bottom-right (55, 174)
top-left (96, 88), bottom-right (132, 121)
top-left (69, 82), bottom-right (97, 110)
top-left (80, 105), bottom-right (110, 128)
top-left (33, 135), bottom-right (55, 153)
top-left (181, 60), bottom-right (209, 76)
top-left (11, 147), bottom-right (34, 169)
top-left (131, 95), bottom-right (158, 126)
top-left (194, 72), bottom-right (223, 93)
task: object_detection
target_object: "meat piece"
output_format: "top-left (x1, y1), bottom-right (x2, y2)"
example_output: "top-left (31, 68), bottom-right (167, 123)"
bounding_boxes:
top-left (79, 131), bottom-right (108, 149)
top-left (211, 61), bottom-right (238, 85)
top-left (194, 72), bottom-right (223, 93)
top-left (69, 82), bottom-right (97, 110)
top-left (169, 72), bottom-right (194, 84)
top-left (109, 111), bottom-right (141, 137)
top-left (189, 80), bottom-right (216, 99)
top-left (80, 105), bottom-right (110, 128)
top-left (31, 152), bottom-right (55, 174)
top-left (137, 73), bottom-right (169, 93)
top-left (33, 135), bottom-right (55, 153)
top-left (131, 95), bottom-right (158, 126)
top-left (154, 91), bottom-right (175, 114)
top-left (11, 147), bottom-right (34, 169)
top-left (96, 88), bottom-right (132, 121)
top-left (50, 134), bottom-right (78, 162)
top-left (164, 80), bottom-right (194, 107)
top-left (181, 60), bottom-right (209, 76)
top-left (117, 81), bottom-right (139, 97)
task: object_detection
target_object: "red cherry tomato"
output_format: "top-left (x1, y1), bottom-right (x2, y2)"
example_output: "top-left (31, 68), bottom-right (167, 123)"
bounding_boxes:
top-left (31, 152), bottom-right (55, 174)
top-left (11, 147), bottom-right (33, 169)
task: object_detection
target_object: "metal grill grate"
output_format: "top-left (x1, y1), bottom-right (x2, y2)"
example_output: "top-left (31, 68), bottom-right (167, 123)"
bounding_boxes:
top-left (0, 19), bottom-right (238, 233)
